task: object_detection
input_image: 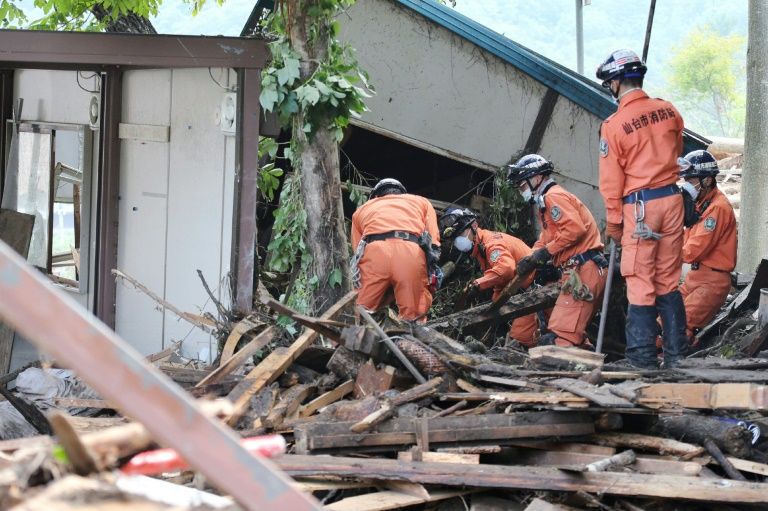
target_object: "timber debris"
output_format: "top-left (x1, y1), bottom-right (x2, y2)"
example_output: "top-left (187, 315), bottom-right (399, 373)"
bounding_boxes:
top-left (2, 260), bottom-right (768, 510)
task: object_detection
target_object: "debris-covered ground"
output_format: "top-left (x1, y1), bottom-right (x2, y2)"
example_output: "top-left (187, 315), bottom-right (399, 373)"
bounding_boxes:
top-left (1, 250), bottom-right (768, 510)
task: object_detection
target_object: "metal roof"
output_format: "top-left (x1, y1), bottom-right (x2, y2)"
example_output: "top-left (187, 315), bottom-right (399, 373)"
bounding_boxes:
top-left (244, 0), bottom-right (709, 151)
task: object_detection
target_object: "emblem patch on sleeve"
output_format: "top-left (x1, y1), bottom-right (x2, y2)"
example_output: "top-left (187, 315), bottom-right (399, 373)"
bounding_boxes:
top-left (704, 217), bottom-right (716, 231)
top-left (490, 249), bottom-right (501, 263)
top-left (550, 206), bottom-right (562, 222)
top-left (599, 138), bottom-right (609, 158)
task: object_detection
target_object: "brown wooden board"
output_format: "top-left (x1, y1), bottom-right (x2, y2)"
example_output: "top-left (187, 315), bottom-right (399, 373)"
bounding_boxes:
top-left (0, 209), bottom-right (34, 374)
top-left (276, 454), bottom-right (768, 503)
top-left (294, 411), bottom-right (594, 454)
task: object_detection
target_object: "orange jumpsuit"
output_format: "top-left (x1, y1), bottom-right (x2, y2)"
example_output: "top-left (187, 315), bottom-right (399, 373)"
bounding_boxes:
top-left (470, 228), bottom-right (538, 346)
top-left (533, 184), bottom-right (607, 347)
top-left (351, 193), bottom-right (439, 320)
top-left (599, 89), bottom-right (685, 306)
top-left (680, 187), bottom-right (737, 339)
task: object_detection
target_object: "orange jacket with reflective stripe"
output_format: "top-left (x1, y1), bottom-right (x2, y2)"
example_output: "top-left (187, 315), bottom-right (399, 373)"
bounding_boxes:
top-left (471, 228), bottom-right (532, 290)
top-left (599, 89), bottom-right (684, 224)
top-left (683, 188), bottom-right (737, 272)
top-left (533, 184), bottom-right (603, 267)
top-left (351, 193), bottom-right (440, 248)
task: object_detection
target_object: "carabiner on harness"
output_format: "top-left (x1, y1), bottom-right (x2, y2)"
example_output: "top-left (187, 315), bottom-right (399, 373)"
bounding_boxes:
top-left (631, 200), bottom-right (661, 241)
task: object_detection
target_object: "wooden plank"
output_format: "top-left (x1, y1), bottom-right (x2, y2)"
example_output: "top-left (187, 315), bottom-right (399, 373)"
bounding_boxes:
top-left (299, 380), bottom-right (354, 417)
top-left (354, 361), bottom-right (395, 399)
top-left (529, 346), bottom-right (604, 370)
top-left (548, 378), bottom-right (635, 408)
top-left (196, 326), bottom-right (276, 388)
top-left (637, 383), bottom-right (768, 410)
top-left (264, 383), bottom-right (316, 429)
top-left (725, 457), bottom-right (768, 477)
top-left (295, 411), bottom-right (594, 453)
top-left (0, 209), bottom-right (35, 374)
top-left (219, 317), bottom-right (263, 364)
top-left (523, 88), bottom-right (561, 154)
top-left (475, 374), bottom-right (533, 388)
top-left (225, 291), bottom-right (356, 425)
top-left (398, 451), bottom-right (479, 464)
top-left (53, 398), bottom-right (116, 410)
top-left (512, 449), bottom-right (702, 476)
top-left (325, 489), bottom-right (471, 511)
top-left (277, 454), bottom-right (768, 503)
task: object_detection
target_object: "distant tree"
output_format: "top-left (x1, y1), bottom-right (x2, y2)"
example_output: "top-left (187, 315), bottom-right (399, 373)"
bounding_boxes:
top-left (667, 26), bottom-right (746, 137)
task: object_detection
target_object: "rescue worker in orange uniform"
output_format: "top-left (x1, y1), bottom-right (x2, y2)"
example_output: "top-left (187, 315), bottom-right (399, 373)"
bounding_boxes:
top-left (678, 150), bottom-right (737, 343)
top-left (350, 178), bottom-right (441, 321)
top-left (596, 49), bottom-right (688, 368)
top-left (508, 154), bottom-right (608, 348)
top-left (438, 207), bottom-right (540, 347)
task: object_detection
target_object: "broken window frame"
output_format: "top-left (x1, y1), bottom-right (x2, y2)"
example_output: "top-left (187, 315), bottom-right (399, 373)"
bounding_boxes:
top-left (4, 121), bottom-right (93, 294)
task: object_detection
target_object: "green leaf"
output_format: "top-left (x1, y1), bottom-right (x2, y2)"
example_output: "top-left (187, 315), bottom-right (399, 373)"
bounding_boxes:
top-left (259, 87), bottom-right (279, 112)
top-left (296, 84), bottom-right (321, 106)
top-left (276, 57), bottom-right (301, 86)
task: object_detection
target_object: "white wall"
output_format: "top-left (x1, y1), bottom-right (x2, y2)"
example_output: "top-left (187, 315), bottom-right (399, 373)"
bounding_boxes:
top-left (116, 68), bottom-right (235, 358)
top-left (340, 0), bottom-right (606, 223)
top-left (12, 68), bottom-right (236, 359)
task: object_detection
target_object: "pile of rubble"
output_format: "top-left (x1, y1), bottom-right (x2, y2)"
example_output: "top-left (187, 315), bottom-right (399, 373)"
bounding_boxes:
top-left (2, 258), bottom-right (768, 510)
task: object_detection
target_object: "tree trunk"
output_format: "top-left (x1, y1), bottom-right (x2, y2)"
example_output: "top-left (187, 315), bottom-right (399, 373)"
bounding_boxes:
top-left (288, 0), bottom-right (352, 314)
top-left (91, 4), bottom-right (157, 33)
top-left (738, 0), bottom-right (768, 272)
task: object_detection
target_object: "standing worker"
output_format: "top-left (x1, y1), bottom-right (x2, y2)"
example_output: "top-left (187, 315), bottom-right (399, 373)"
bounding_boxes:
top-left (438, 207), bottom-right (540, 347)
top-left (508, 154), bottom-right (607, 348)
top-left (350, 178), bottom-right (441, 321)
top-left (596, 49), bottom-right (687, 369)
top-left (678, 150), bottom-right (737, 345)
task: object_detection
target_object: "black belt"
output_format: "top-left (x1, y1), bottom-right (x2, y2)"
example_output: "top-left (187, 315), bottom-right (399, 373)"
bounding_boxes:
top-left (691, 262), bottom-right (728, 273)
top-left (566, 248), bottom-right (609, 269)
top-left (363, 231), bottom-right (419, 243)
top-left (623, 184), bottom-right (680, 204)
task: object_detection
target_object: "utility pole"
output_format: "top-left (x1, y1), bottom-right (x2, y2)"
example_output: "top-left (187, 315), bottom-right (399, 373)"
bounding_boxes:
top-left (575, 0), bottom-right (587, 74)
top-left (739, 0), bottom-right (768, 272)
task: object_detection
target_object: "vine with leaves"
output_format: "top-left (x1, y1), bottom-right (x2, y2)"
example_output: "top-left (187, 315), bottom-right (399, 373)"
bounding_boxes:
top-left (257, 0), bottom-right (373, 317)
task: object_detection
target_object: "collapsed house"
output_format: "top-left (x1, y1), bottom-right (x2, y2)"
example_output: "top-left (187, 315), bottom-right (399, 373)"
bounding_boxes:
top-left (2, 2), bottom-right (768, 510)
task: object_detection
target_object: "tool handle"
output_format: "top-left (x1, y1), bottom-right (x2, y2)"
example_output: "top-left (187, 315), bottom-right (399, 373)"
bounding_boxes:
top-left (595, 241), bottom-right (617, 354)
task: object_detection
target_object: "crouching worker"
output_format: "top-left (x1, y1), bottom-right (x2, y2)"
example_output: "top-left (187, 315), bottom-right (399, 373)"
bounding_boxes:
top-left (508, 154), bottom-right (607, 348)
top-left (350, 178), bottom-right (442, 321)
top-left (438, 207), bottom-right (540, 347)
top-left (678, 150), bottom-right (737, 344)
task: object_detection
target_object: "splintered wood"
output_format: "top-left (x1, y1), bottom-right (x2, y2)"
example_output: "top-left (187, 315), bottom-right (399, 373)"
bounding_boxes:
top-left (8, 280), bottom-right (768, 510)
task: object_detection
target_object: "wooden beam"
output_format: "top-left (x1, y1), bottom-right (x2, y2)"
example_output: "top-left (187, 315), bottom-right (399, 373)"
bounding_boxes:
top-left (196, 326), bottom-right (277, 388)
top-left (429, 283), bottom-right (559, 332)
top-left (523, 88), bottom-right (560, 155)
top-left (591, 433), bottom-right (704, 457)
top-left (276, 454), bottom-right (768, 503)
top-left (295, 411), bottom-right (594, 454)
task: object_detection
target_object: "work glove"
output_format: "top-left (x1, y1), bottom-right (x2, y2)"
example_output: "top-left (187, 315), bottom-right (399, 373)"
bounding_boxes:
top-left (531, 247), bottom-right (552, 265)
top-left (516, 256), bottom-right (536, 277)
top-left (462, 280), bottom-right (481, 300)
top-left (605, 222), bottom-right (623, 245)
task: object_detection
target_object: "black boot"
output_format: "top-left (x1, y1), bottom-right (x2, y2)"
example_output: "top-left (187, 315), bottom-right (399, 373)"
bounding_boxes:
top-left (625, 304), bottom-right (659, 369)
top-left (656, 290), bottom-right (688, 368)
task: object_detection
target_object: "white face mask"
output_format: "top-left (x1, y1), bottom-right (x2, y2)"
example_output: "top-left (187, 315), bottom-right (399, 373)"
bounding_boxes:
top-left (681, 181), bottom-right (699, 201)
top-left (453, 236), bottom-right (473, 253)
top-left (520, 188), bottom-right (533, 203)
